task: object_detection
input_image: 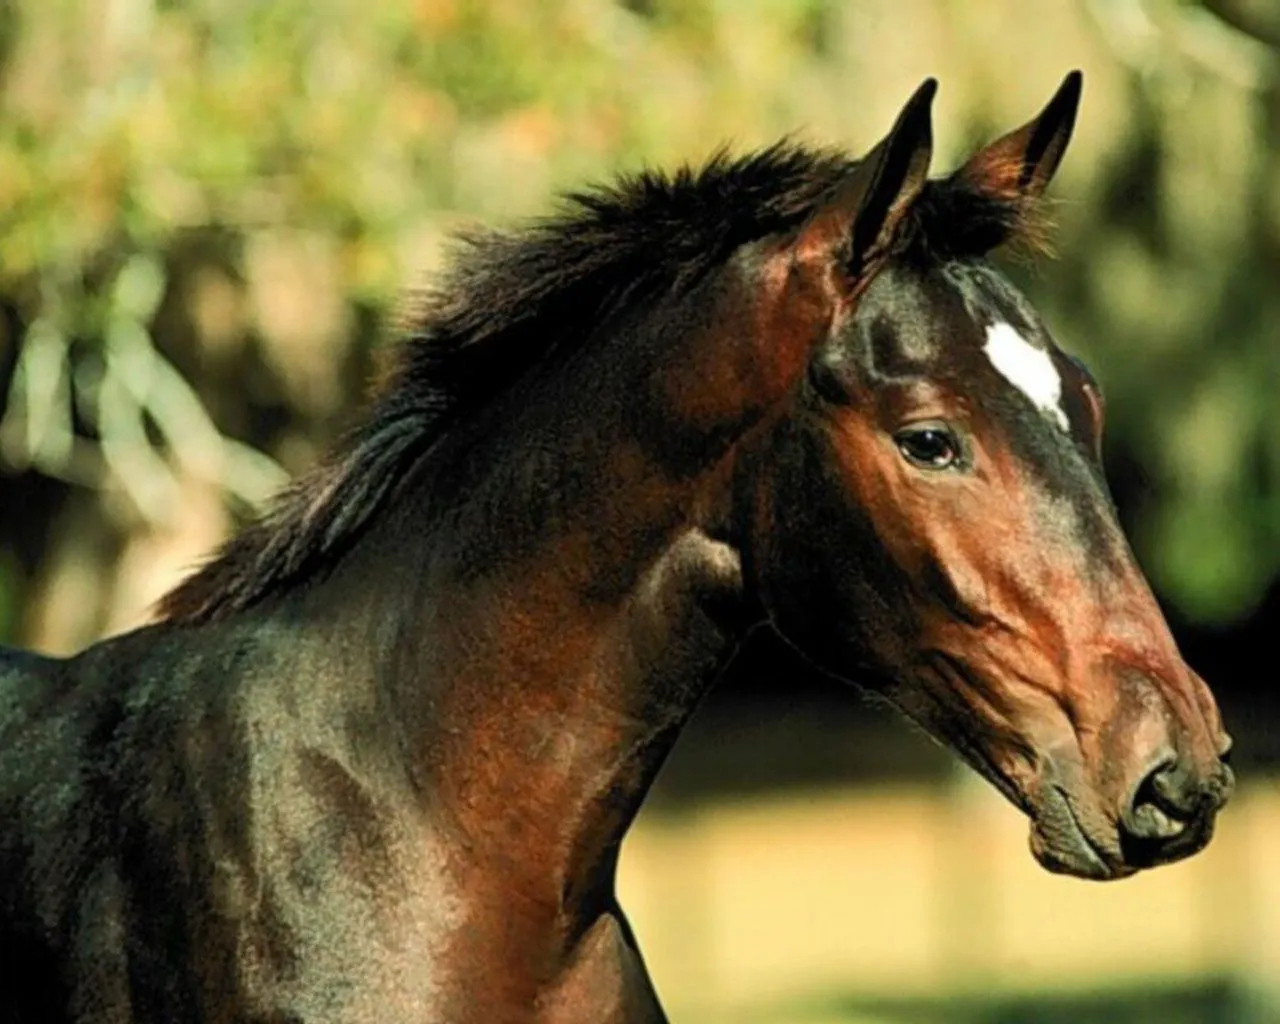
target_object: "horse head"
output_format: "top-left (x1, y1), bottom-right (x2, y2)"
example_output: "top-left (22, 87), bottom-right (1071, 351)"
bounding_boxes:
top-left (735, 74), bottom-right (1232, 880)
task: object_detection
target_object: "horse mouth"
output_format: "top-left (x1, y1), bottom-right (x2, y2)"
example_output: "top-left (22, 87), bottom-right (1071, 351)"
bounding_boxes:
top-left (1028, 783), bottom-right (1132, 881)
top-left (891, 662), bottom-right (1223, 882)
top-left (945, 733), bottom-right (1124, 880)
top-left (926, 707), bottom-right (1129, 881)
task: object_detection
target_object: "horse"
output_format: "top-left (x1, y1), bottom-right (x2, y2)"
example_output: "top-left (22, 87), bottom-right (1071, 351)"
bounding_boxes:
top-left (0, 71), bottom-right (1233, 1023)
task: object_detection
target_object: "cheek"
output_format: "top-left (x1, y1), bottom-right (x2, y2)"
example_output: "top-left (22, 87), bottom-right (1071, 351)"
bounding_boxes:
top-left (839, 442), bottom-right (955, 568)
top-left (745, 425), bottom-right (909, 656)
top-left (919, 533), bottom-right (993, 622)
top-left (831, 435), bottom-right (955, 616)
top-left (844, 450), bottom-right (1011, 626)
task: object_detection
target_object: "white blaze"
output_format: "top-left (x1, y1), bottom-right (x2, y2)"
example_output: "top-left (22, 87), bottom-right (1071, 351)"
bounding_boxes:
top-left (982, 322), bottom-right (1069, 431)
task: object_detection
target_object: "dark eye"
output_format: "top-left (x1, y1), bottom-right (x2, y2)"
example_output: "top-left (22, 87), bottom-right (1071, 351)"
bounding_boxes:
top-left (895, 425), bottom-right (962, 470)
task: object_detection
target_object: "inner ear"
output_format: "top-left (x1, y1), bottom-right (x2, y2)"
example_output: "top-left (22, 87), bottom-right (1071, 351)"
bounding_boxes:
top-left (956, 71), bottom-right (1082, 203)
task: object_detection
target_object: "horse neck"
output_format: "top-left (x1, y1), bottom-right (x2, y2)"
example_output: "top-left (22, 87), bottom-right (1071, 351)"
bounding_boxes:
top-left (421, 484), bottom-right (731, 914)
top-left (251, 242), bottom-right (825, 945)
top-left (350, 260), bottom-right (822, 927)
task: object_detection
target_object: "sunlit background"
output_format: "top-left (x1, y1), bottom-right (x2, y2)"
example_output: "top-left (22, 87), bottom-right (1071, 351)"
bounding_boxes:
top-left (1, 1), bottom-right (1278, 1021)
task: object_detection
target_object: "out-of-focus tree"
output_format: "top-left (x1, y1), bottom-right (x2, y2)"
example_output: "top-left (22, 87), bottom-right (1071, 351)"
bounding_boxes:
top-left (1058, 0), bottom-right (1280, 623)
top-left (0, 0), bottom-right (1276, 652)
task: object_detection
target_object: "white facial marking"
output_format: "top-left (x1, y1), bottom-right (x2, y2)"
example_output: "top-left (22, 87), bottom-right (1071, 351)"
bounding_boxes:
top-left (982, 322), bottom-right (1069, 431)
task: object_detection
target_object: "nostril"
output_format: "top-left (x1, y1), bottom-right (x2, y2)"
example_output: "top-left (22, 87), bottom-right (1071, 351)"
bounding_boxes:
top-left (1147, 759), bottom-right (1194, 816)
top-left (1119, 745), bottom-right (1228, 863)
top-left (1122, 751), bottom-right (1191, 843)
top-left (1126, 802), bottom-right (1186, 841)
top-left (1213, 734), bottom-right (1235, 806)
top-left (1213, 759), bottom-right (1236, 808)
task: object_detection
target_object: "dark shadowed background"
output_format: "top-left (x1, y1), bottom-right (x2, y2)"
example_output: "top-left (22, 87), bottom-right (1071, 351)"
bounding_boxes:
top-left (1, 1), bottom-right (1278, 1021)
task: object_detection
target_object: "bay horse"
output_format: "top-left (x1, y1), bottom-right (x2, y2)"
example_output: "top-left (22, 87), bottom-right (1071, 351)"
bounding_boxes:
top-left (0, 73), bottom-right (1233, 1023)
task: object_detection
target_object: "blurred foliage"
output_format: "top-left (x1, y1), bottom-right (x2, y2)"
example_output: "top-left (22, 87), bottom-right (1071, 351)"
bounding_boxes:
top-left (0, 0), bottom-right (1277, 648)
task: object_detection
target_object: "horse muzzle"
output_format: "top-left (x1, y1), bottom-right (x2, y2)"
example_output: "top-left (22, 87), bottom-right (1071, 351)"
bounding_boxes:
top-left (1028, 732), bottom-right (1234, 881)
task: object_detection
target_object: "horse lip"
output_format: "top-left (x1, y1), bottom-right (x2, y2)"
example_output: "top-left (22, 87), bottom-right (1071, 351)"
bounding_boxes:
top-left (1119, 805), bottom-right (1218, 870)
top-left (1030, 783), bottom-right (1131, 881)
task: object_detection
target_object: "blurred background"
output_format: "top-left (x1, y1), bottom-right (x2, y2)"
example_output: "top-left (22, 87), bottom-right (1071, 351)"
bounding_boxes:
top-left (1, 0), bottom-right (1277, 1021)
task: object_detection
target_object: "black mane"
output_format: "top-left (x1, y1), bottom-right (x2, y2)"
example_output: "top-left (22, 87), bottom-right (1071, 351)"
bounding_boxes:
top-left (160, 142), bottom-right (1040, 624)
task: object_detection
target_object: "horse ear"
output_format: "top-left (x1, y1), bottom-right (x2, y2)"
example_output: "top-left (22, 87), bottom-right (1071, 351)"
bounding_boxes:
top-left (956, 70), bottom-right (1082, 202)
top-left (795, 78), bottom-right (936, 274)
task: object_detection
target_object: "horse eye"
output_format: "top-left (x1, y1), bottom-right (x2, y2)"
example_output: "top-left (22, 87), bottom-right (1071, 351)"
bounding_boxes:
top-left (895, 426), bottom-right (961, 470)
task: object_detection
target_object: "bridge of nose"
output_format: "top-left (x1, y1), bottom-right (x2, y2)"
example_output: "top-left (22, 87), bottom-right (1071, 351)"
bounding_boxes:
top-left (1068, 656), bottom-right (1229, 817)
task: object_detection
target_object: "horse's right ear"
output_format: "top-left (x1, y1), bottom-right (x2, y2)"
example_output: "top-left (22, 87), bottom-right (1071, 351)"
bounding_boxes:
top-left (795, 78), bottom-right (936, 276)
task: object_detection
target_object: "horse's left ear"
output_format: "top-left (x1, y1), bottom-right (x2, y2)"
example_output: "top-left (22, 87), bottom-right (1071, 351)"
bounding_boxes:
top-left (794, 77), bottom-right (936, 275)
top-left (956, 70), bottom-right (1082, 201)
